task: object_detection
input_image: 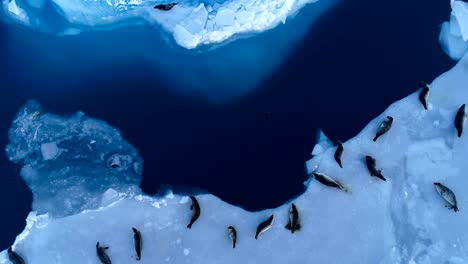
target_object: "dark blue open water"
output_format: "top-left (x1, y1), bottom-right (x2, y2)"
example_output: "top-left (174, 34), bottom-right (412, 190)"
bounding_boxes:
top-left (0, 0), bottom-right (455, 249)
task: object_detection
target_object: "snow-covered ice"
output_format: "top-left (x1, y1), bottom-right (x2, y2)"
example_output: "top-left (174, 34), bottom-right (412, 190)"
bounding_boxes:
top-left (2, 51), bottom-right (468, 264)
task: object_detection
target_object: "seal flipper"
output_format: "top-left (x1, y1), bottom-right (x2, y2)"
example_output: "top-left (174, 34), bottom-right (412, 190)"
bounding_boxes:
top-left (285, 223), bottom-right (292, 230)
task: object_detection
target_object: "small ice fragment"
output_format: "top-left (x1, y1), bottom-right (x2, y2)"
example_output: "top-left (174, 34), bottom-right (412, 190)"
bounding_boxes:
top-left (41, 142), bottom-right (60, 160)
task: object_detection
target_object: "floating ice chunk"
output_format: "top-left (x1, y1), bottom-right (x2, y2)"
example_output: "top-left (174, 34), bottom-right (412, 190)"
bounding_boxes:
top-left (40, 142), bottom-right (60, 160)
top-left (311, 129), bottom-right (333, 156)
top-left (440, 15), bottom-right (468, 60)
top-left (5, 100), bottom-right (143, 217)
top-left (3, 0), bottom-right (30, 25)
top-left (440, 0), bottom-right (468, 60)
top-left (452, 0), bottom-right (468, 42)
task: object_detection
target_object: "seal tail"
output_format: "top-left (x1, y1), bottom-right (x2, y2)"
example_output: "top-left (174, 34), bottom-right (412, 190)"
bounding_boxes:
top-left (187, 223), bottom-right (193, 229)
top-left (336, 180), bottom-right (346, 191)
top-left (453, 205), bottom-right (459, 212)
top-left (373, 135), bottom-right (379, 142)
top-left (337, 160), bottom-right (343, 168)
top-left (457, 129), bottom-right (462, 138)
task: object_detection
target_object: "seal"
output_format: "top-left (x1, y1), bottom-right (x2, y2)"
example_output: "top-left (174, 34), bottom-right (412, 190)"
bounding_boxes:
top-left (96, 242), bottom-right (112, 264)
top-left (455, 104), bottom-right (467, 137)
top-left (187, 195), bottom-right (201, 229)
top-left (373, 116), bottom-right (393, 142)
top-left (312, 172), bottom-right (347, 191)
top-left (154, 3), bottom-right (177, 10)
top-left (334, 141), bottom-right (344, 168)
top-left (132, 228), bottom-right (142, 260)
top-left (228, 226), bottom-right (237, 248)
top-left (285, 203), bottom-right (301, 233)
top-left (365, 155), bottom-right (386, 181)
top-left (434, 182), bottom-right (458, 212)
top-left (419, 82), bottom-right (430, 110)
top-left (255, 214), bottom-right (274, 240)
top-left (8, 247), bottom-right (25, 264)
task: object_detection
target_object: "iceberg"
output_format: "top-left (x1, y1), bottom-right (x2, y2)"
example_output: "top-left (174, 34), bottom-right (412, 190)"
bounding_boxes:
top-left (3, 54), bottom-right (468, 263)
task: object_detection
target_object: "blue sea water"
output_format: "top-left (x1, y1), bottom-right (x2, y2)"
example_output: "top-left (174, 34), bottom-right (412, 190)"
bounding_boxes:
top-left (0, 0), bottom-right (455, 250)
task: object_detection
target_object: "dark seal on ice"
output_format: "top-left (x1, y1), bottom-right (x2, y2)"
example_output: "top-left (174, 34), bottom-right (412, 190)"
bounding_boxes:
top-left (434, 182), bottom-right (458, 212)
top-left (285, 203), bottom-right (301, 234)
top-left (187, 196), bottom-right (201, 229)
top-left (312, 172), bottom-right (347, 191)
top-left (419, 82), bottom-right (430, 110)
top-left (96, 242), bottom-right (112, 264)
top-left (154, 3), bottom-right (177, 10)
top-left (8, 247), bottom-right (25, 264)
top-left (228, 226), bottom-right (237, 248)
top-left (133, 228), bottom-right (143, 260)
top-left (365, 155), bottom-right (386, 181)
top-left (455, 104), bottom-right (467, 137)
top-left (373, 116), bottom-right (393, 142)
top-left (255, 214), bottom-right (274, 240)
top-left (334, 141), bottom-right (344, 168)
